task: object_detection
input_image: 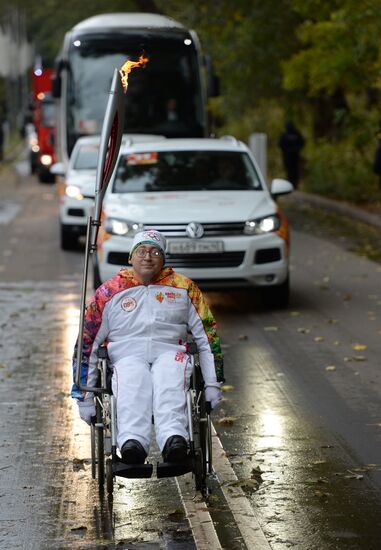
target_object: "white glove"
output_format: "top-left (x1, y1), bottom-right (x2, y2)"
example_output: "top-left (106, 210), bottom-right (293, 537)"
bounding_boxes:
top-left (77, 397), bottom-right (95, 425)
top-left (205, 385), bottom-right (222, 409)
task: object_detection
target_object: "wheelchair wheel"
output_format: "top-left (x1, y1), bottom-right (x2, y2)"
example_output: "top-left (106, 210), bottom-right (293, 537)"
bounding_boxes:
top-left (106, 458), bottom-right (114, 495)
top-left (95, 396), bottom-right (105, 491)
top-left (194, 448), bottom-right (204, 492)
top-left (90, 423), bottom-right (96, 479)
top-left (191, 364), bottom-right (209, 495)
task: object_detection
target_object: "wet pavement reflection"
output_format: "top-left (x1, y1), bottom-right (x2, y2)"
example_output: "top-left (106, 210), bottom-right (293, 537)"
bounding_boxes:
top-left (207, 288), bottom-right (381, 550)
top-left (0, 281), bottom-right (196, 549)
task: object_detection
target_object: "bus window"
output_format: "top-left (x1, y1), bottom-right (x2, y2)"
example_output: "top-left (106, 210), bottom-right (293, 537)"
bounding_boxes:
top-left (55, 14), bottom-right (210, 165)
top-left (66, 33), bottom-right (204, 154)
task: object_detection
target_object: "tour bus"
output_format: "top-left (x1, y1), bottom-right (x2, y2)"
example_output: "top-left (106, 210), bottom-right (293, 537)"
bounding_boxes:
top-left (52, 12), bottom-right (218, 166)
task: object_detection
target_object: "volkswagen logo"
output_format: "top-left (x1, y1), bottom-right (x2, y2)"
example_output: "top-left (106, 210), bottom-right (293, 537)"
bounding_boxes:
top-left (186, 222), bottom-right (204, 239)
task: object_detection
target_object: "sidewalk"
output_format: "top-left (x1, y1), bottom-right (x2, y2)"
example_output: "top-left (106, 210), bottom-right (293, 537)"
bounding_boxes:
top-left (285, 190), bottom-right (381, 230)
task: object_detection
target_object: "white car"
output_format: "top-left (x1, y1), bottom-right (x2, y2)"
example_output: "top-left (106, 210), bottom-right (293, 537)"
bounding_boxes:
top-left (95, 137), bottom-right (293, 306)
top-left (54, 135), bottom-right (99, 250)
top-left (53, 134), bottom-right (165, 250)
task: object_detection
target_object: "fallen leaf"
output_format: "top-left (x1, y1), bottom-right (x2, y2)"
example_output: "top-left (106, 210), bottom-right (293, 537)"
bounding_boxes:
top-left (72, 458), bottom-right (86, 471)
top-left (227, 478), bottom-right (259, 489)
top-left (314, 490), bottom-right (331, 498)
top-left (218, 416), bottom-right (237, 426)
top-left (314, 336), bottom-right (324, 342)
top-left (251, 466), bottom-right (263, 482)
top-left (325, 365), bottom-right (336, 371)
top-left (345, 470), bottom-right (364, 480)
top-left (352, 343), bottom-right (367, 351)
top-left (221, 385), bottom-right (235, 392)
top-left (238, 334), bottom-right (248, 341)
top-left (353, 355), bottom-right (367, 362)
top-left (168, 508), bottom-right (185, 520)
top-left (297, 327), bottom-right (311, 334)
top-left (290, 311), bottom-right (301, 316)
top-left (264, 326), bottom-right (279, 332)
top-left (70, 526), bottom-right (87, 533)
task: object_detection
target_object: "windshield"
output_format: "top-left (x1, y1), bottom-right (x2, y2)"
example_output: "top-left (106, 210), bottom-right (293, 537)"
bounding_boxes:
top-left (41, 101), bottom-right (55, 127)
top-left (112, 151), bottom-right (263, 193)
top-left (72, 144), bottom-right (99, 170)
top-left (66, 32), bottom-right (204, 154)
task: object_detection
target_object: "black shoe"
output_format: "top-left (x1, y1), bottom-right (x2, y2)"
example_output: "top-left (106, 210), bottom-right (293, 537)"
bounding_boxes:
top-left (121, 439), bottom-right (147, 464)
top-left (162, 435), bottom-right (188, 463)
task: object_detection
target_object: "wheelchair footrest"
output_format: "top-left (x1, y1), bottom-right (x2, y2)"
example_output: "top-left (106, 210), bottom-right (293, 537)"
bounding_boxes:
top-left (156, 457), bottom-right (193, 478)
top-left (113, 461), bottom-right (153, 479)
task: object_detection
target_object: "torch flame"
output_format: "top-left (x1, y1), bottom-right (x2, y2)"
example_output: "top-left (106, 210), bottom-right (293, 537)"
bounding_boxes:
top-left (119, 54), bottom-right (149, 93)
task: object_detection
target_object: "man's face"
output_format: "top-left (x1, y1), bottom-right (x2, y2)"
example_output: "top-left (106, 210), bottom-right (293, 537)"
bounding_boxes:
top-left (130, 245), bottom-right (164, 283)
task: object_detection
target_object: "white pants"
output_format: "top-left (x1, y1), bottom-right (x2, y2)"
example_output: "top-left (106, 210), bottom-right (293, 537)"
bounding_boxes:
top-left (112, 350), bottom-right (193, 454)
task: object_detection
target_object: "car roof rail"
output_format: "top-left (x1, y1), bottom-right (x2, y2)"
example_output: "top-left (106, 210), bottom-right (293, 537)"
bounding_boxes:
top-left (220, 135), bottom-right (239, 145)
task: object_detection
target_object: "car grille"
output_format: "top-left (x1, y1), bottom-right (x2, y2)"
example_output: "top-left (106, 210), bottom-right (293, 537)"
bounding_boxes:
top-left (107, 251), bottom-right (245, 268)
top-left (143, 222), bottom-right (245, 237)
top-left (68, 208), bottom-right (85, 217)
top-left (255, 248), bottom-right (281, 264)
top-left (167, 252), bottom-right (245, 268)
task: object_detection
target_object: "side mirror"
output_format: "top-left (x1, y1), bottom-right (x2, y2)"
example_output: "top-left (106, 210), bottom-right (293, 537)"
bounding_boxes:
top-left (51, 162), bottom-right (65, 176)
top-left (271, 178), bottom-right (294, 197)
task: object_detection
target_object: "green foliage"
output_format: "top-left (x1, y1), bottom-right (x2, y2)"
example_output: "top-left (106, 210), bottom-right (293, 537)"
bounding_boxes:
top-left (5, 0), bottom-right (381, 204)
top-left (283, 1), bottom-right (381, 96)
top-left (304, 137), bottom-right (379, 203)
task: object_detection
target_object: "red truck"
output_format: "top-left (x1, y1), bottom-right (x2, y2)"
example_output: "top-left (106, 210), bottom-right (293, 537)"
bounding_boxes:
top-left (30, 68), bottom-right (56, 182)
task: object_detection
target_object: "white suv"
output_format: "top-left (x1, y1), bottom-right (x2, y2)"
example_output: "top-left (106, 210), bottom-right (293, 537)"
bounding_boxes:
top-left (95, 137), bottom-right (293, 306)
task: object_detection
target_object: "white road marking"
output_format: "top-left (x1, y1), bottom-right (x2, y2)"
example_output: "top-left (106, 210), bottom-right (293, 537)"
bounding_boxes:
top-left (176, 474), bottom-right (222, 550)
top-left (212, 427), bottom-right (272, 549)
top-left (177, 427), bottom-right (271, 550)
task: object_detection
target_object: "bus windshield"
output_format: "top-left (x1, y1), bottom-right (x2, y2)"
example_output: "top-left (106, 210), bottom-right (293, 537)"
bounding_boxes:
top-left (66, 32), bottom-right (204, 154)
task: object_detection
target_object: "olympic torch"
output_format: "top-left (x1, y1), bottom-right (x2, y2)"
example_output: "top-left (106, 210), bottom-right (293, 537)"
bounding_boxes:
top-left (91, 68), bottom-right (125, 247)
top-left (75, 55), bottom-right (148, 391)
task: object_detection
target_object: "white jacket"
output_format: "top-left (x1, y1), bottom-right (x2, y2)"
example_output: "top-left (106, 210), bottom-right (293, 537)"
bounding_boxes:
top-left (72, 266), bottom-right (224, 399)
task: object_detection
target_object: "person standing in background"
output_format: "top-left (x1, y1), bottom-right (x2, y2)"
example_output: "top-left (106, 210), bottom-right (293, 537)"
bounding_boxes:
top-left (278, 121), bottom-right (305, 188)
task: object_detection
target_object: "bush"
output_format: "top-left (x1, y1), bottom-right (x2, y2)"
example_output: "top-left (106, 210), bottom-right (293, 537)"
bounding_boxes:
top-left (304, 138), bottom-right (380, 204)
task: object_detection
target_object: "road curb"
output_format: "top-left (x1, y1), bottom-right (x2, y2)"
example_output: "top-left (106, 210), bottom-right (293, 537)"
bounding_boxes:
top-left (285, 190), bottom-right (381, 230)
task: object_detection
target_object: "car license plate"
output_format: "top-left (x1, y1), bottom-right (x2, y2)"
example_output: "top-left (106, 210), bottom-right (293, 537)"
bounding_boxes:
top-left (168, 240), bottom-right (224, 254)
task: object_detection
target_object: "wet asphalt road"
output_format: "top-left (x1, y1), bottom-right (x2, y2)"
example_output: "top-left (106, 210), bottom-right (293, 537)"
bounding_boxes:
top-left (0, 157), bottom-right (381, 549)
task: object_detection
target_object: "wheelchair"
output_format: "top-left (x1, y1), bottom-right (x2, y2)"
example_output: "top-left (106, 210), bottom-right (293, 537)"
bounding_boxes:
top-left (89, 342), bottom-right (213, 497)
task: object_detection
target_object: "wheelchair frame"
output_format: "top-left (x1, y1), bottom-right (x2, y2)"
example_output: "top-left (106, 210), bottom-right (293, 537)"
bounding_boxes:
top-left (90, 342), bottom-right (213, 497)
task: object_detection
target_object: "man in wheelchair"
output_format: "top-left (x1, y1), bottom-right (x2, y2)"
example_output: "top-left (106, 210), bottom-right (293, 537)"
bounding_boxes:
top-left (72, 229), bottom-right (224, 467)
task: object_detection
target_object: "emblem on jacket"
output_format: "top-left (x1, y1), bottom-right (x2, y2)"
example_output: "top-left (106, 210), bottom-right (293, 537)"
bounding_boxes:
top-left (155, 292), bottom-right (164, 303)
top-left (121, 297), bottom-right (137, 311)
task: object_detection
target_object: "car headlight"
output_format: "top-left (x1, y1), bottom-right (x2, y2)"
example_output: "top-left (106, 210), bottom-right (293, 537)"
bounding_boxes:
top-left (104, 218), bottom-right (143, 236)
top-left (65, 185), bottom-right (83, 200)
top-left (41, 154), bottom-right (53, 166)
top-left (244, 214), bottom-right (281, 235)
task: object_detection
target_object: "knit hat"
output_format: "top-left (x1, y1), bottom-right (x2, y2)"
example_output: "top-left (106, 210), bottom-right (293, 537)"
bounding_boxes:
top-left (129, 229), bottom-right (166, 260)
